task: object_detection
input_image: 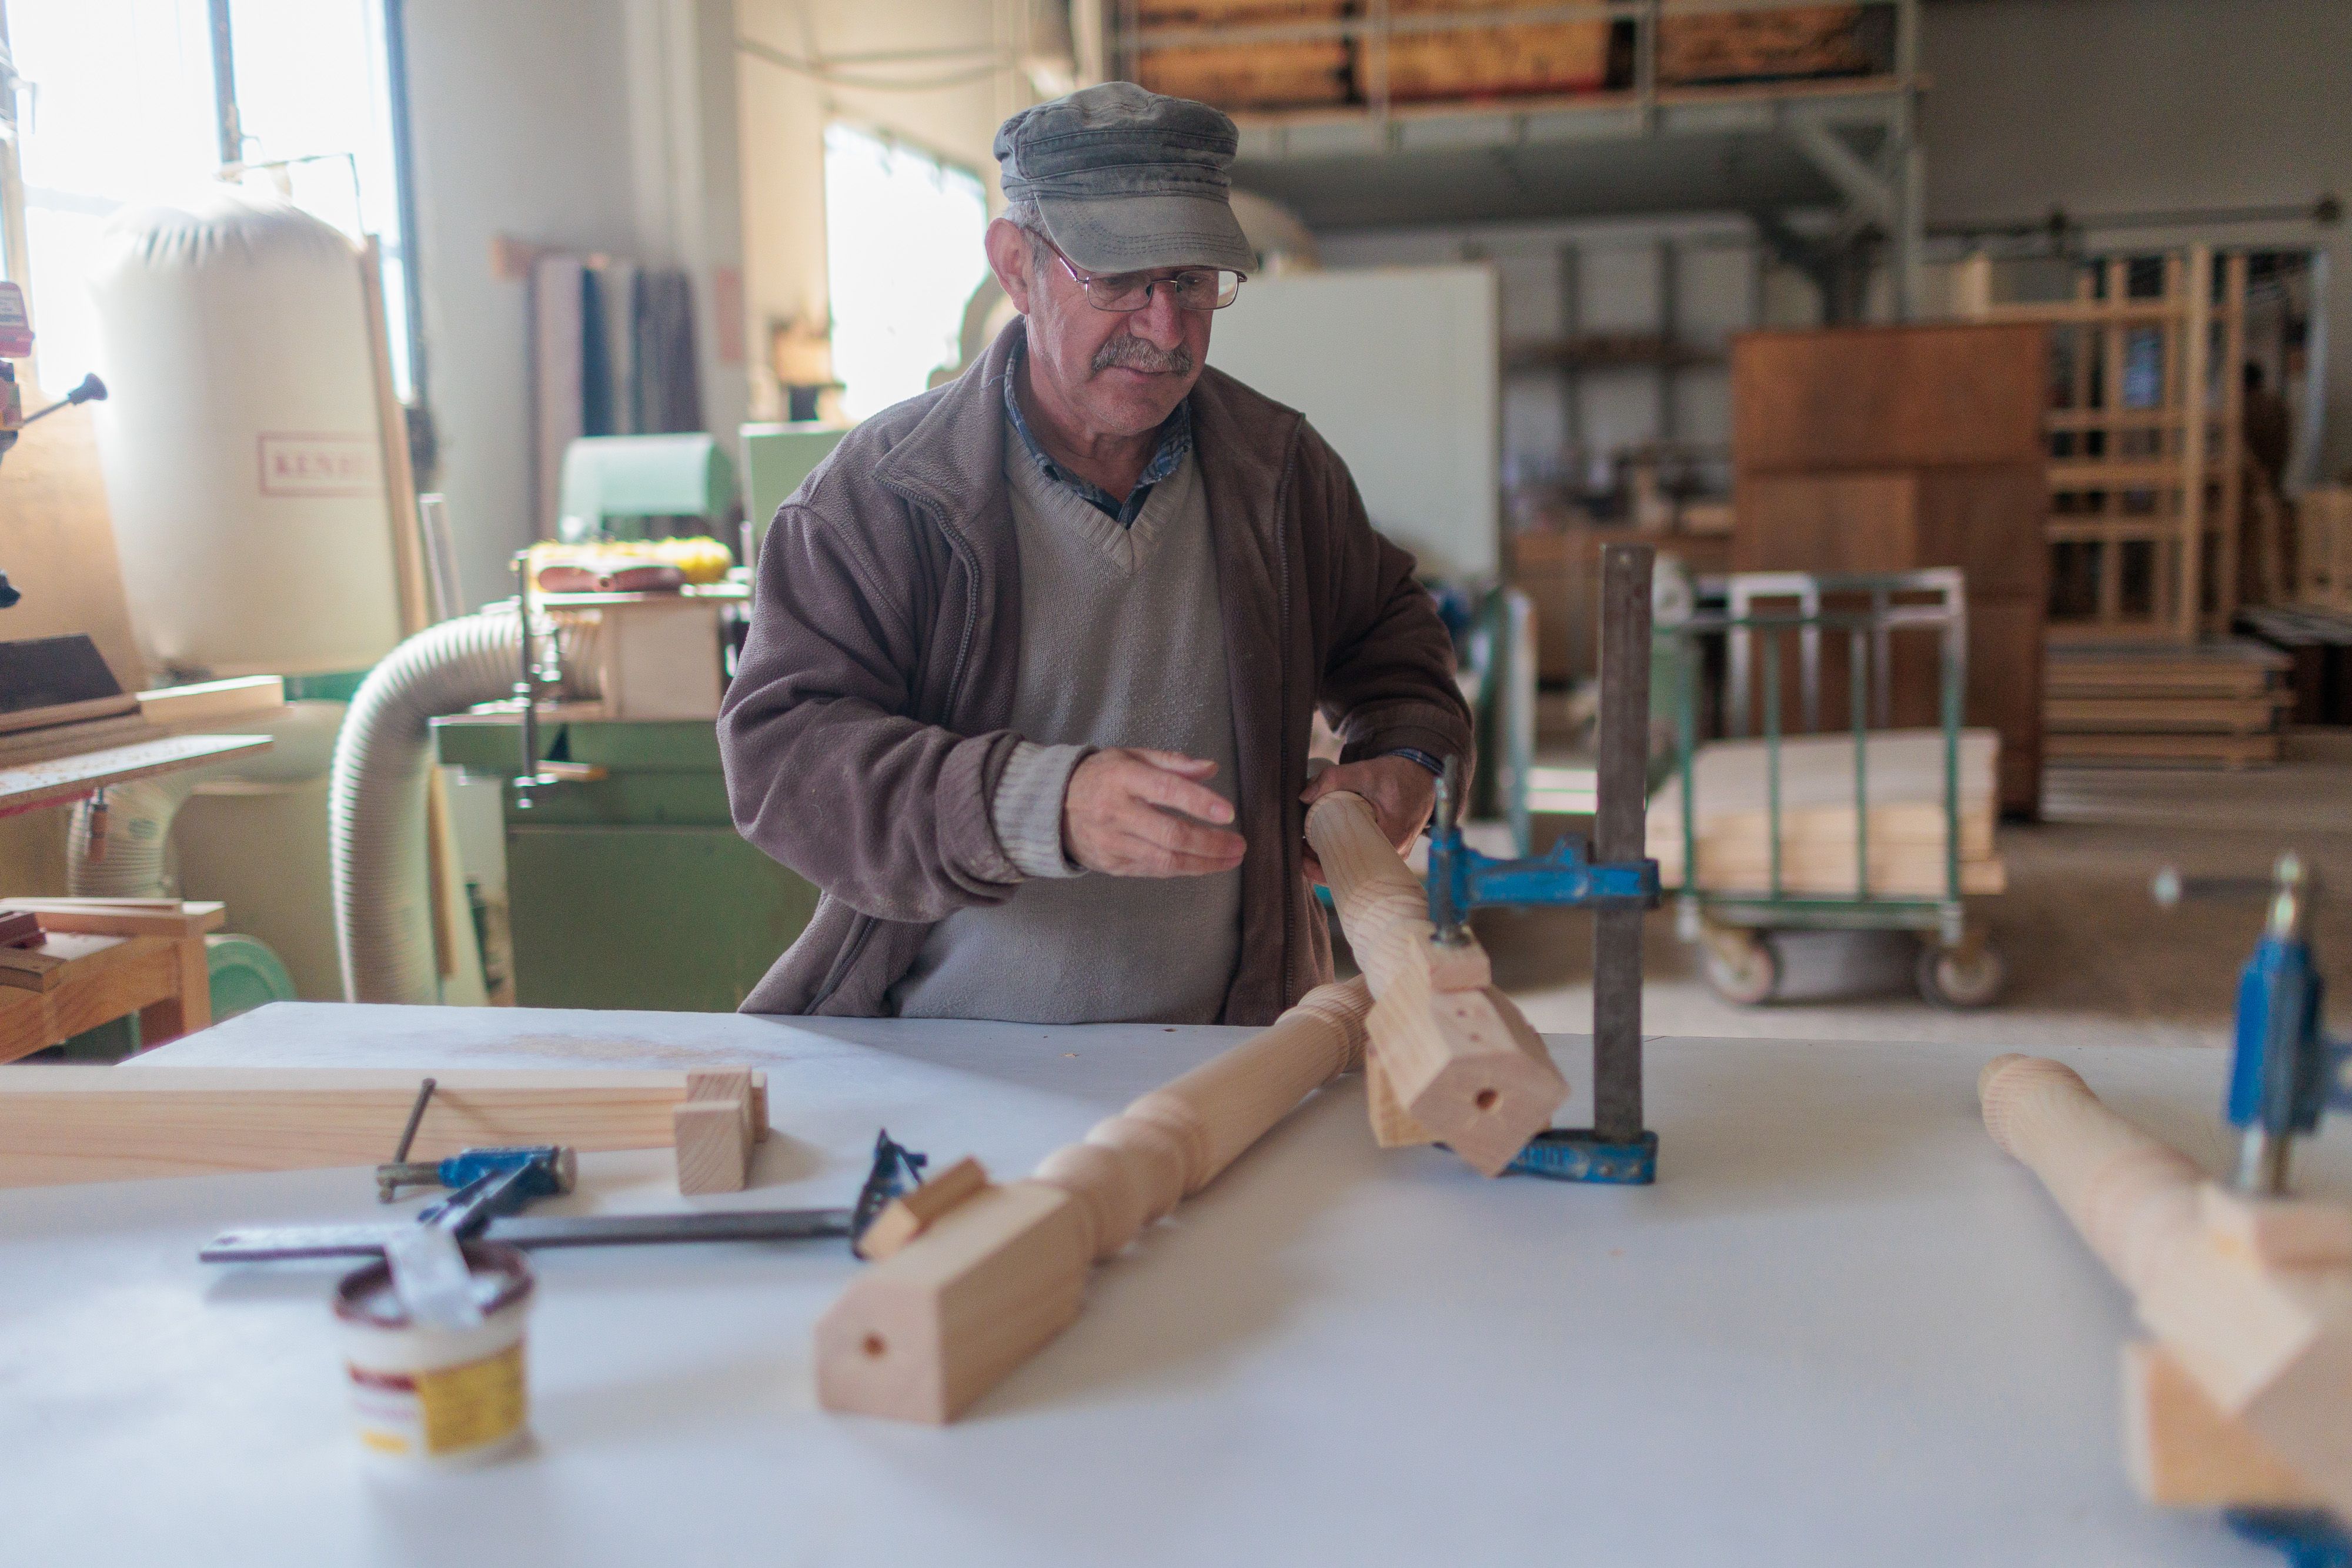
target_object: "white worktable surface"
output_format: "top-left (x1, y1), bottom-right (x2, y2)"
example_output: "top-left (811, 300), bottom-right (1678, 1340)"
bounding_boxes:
top-left (5, 1003), bottom-right (2344, 1567)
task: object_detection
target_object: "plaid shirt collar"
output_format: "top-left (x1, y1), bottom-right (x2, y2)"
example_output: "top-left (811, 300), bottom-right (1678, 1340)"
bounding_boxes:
top-left (1003, 336), bottom-right (1192, 528)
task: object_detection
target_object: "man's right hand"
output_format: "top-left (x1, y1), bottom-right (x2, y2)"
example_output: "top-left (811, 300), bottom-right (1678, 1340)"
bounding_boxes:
top-left (1063, 748), bottom-right (1247, 878)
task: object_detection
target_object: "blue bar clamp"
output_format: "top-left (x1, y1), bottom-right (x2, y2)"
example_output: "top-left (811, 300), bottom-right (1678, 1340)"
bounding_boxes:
top-left (1424, 756), bottom-right (1663, 1183)
top-left (2155, 853), bottom-right (2352, 1563)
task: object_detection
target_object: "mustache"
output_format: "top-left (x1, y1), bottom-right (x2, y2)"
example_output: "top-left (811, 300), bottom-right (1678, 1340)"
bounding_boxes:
top-left (1093, 336), bottom-right (1195, 376)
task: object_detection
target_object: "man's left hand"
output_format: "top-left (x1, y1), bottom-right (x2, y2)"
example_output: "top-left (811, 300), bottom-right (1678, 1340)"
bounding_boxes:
top-left (1299, 754), bottom-right (1439, 887)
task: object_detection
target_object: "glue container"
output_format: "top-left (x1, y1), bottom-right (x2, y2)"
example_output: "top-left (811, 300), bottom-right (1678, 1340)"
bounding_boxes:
top-left (333, 1241), bottom-right (535, 1463)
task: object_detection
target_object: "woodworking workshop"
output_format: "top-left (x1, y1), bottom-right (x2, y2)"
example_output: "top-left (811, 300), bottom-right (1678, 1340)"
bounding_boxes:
top-left (4, 1), bottom-right (2351, 1563)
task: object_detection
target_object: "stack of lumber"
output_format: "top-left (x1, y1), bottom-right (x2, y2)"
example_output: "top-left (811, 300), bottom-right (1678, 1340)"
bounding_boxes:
top-left (2043, 641), bottom-right (2291, 768)
top-left (1647, 728), bottom-right (2003, 898)
top-left (1132, 0), bottom-right (1354, 110)
top-left (2236, 604), bottom-right (2352, 726)
top-left (1658, 2), bottom-right (1882, 86)
top-left (1372, 0), bottom-right (1611, 102)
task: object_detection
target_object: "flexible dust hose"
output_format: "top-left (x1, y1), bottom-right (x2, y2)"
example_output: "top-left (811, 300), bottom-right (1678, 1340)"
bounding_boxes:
top-left (68, 701), bottom-right (349, 898)
top-left (330, 608), bottom-right (596, 1004)
top-left (67, 776), bottom-right (198, 897)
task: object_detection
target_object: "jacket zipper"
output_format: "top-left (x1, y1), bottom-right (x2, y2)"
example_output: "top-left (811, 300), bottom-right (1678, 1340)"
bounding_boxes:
top-left (808, 495), bottom-right (981, 1012)
top-left (1276, 452), bottom-right (1295, 1008)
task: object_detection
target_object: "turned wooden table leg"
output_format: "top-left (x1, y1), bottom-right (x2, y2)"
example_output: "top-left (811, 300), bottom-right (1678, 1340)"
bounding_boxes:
top-left (816, 978), bottom-right (1373, 1424)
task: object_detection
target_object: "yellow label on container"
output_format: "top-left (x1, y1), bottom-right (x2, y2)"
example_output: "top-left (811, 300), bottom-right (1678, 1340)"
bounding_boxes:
top-left (415, 1342), bottom-right (527, 1456)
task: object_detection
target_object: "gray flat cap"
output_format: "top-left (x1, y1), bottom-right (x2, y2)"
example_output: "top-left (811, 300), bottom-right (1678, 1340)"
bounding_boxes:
top-left (995, 83), bottom-right (1255, 277)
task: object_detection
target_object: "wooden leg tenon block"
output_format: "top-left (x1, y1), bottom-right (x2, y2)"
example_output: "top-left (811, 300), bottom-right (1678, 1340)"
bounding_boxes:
top-left (1309, 790), bottom-right (1566, 1175)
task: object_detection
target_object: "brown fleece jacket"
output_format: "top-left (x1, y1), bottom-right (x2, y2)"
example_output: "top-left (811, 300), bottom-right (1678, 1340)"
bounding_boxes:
top-left (717, 319), bottom-right (1473, 1025)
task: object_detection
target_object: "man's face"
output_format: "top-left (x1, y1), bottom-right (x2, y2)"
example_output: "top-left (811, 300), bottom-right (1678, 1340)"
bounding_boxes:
top-left (986, 218), bottom-right (1212, 438)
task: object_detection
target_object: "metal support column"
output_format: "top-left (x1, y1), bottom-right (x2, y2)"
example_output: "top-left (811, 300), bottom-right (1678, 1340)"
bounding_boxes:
top-left (1593, 543), bottom-right (1655, 1143)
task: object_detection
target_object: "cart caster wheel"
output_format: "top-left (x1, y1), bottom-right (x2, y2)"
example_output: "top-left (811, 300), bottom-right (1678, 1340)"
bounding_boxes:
top-left (1703, 933), bottom-right (1782, 1005)
top-left (1917, 941), bottom-right (2005, 1009)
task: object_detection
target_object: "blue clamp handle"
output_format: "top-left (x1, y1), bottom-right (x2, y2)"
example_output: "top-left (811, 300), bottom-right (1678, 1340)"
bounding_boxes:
top-left (2229, 932), bottom-right (2352, 1141)
top-left (1426, 820), bottom-right (1660, 937)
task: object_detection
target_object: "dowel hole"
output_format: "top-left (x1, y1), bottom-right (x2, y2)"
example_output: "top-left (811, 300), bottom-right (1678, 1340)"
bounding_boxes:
top-left (1475, 1088), bottom-right (1498, 1112)
top-left (861, 1333), bottom-right (887, 1359)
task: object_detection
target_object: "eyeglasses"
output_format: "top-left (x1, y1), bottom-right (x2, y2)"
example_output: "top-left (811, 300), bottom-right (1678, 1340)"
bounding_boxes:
top-left (1040, 235), bottom-right (1244, 313)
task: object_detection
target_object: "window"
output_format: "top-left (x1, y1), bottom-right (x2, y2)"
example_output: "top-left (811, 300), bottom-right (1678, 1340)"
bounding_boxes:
top-left (822, 124), bottom-right (989, 422)
top-left (0, 0), bottom-right (412, 396)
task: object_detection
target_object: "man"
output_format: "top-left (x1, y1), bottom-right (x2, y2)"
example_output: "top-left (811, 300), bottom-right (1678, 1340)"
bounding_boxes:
top-left (719, 83), bottom-right (1472, 1026)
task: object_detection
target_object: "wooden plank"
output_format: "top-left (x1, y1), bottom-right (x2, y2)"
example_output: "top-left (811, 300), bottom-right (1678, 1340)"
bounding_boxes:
top-left (2217, 253), bottom-right (2250, 609)
top-left (816, 978), bottom-right (1372, 1424)
top-left (2097, 259), bottom-right (2130, 631)
top-left (0, 899), bottom-right (226, 937)
top-left (2178, 246), bottom-right (2212, 640)
top-left (0, 399), bottom-right (146, 697)
top-left (136, 676), bottom-right (286, 728)
top-left (1732, 322), bottom-right (2050, 472)
top-left (359, 235), bottom-right (459, 985)
top-left (2043, 696), bottom-right (2287, 734)
top-left (2045, 733), bottom-right (2281, 767)
top-left (0, 735), bottom-right (273, 815)
top-left (0, 1066), bottom-right (696, 1186)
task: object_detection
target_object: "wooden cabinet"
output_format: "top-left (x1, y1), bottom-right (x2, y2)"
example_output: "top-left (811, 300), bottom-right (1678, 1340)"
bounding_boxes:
top-left (1731, 323), bottom-right (2050, 816)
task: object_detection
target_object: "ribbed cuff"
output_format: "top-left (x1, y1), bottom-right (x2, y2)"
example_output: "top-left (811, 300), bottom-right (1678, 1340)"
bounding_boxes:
top-left (990, 741), bottom-right (1090, 879)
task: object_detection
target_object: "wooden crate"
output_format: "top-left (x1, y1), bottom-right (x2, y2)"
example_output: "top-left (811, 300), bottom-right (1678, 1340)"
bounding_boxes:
top-left (1728, 322), bottom-right (2050, 816)
top-left (1658, 3), bottom-right (1879, 87)
top-left (1134, 0), bottom-right (1355, 110)
top-left (1364, 0), bottom-right (1611, 103)
top-left (1511, 525), bottom-right (1732, 684)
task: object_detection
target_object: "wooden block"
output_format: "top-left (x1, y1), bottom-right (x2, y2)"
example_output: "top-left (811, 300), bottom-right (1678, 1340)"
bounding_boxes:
top-left (1364, 1044), bottom-right (1438, 1148)
top-left (2124, 1339), bottom-right (2325, 1508)
top-left (815, 1181), bottom-right (1093, 1424)
top-left (673, 1102), bottom-right (750, 1195)
top-left (0, 945), bottom-right (69, 992)
top-left (0, 1067), bottom-right (691, 1186)
top-left (2203, 1186), bottom-right (2352, 1269)
top-left (674, 1068), bottom-right (756, 1195)
top-left (749, 1071), bottom-right (770, 1142)
top-left (0, 935), bottom-right (176, 1062)
top-left (0, 910), bottom-right (41, 948)
top-left (1367, 954), bottom-right (1565, 1178)
top-left (857, 1156), bottom-right (991, 1261)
